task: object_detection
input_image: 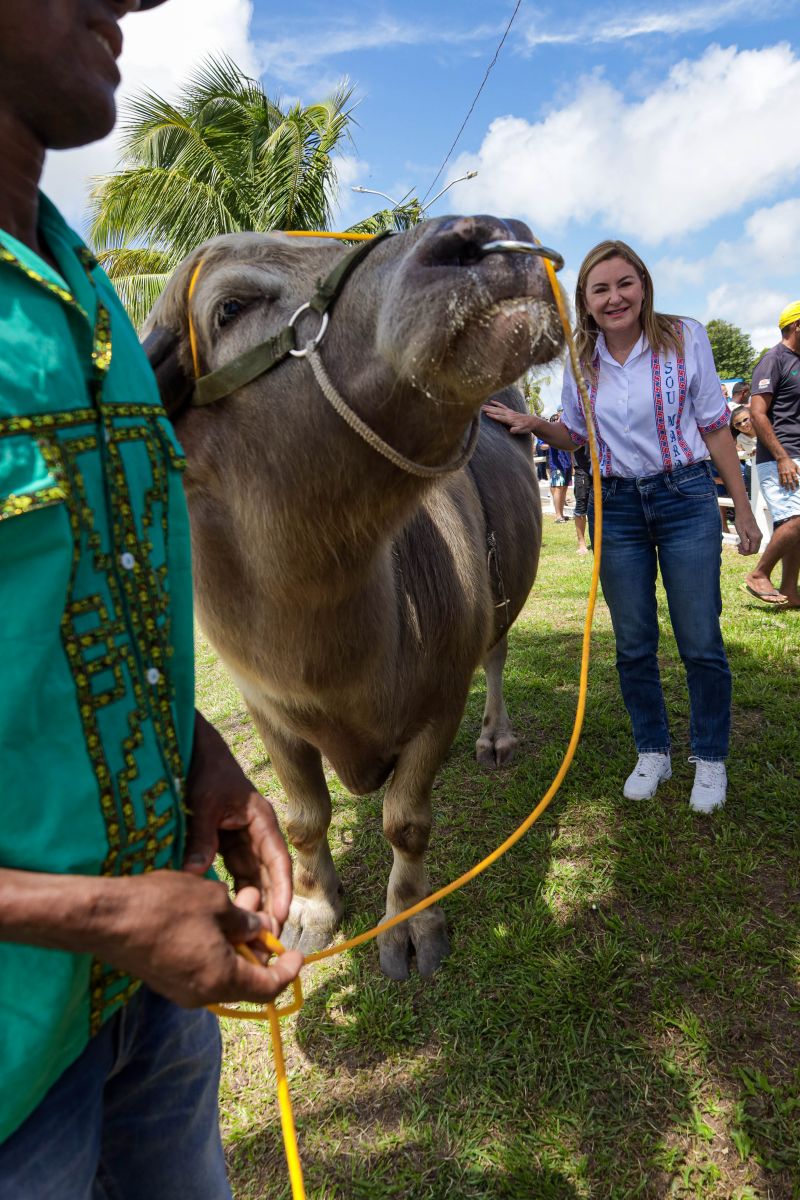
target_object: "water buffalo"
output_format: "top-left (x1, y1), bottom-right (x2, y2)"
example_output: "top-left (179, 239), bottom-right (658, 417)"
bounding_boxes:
top-left (143, 215), bottom-right (564, 979)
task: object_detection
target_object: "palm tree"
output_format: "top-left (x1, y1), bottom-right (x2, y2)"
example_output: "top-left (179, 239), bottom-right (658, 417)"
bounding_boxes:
top-left (89, 56), bottom-right (380, 327)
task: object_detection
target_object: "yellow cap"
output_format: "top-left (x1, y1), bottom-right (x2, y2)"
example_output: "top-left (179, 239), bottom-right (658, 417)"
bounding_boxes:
top-left (778, 300), bottom-right (800, 329)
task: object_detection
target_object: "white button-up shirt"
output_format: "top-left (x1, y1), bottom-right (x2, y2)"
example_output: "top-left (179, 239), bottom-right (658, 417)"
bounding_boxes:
top-left (560, 319), bottom-right (730, 478)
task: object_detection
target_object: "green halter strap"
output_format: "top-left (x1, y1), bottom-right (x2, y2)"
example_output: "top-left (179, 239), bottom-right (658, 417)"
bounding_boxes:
top-left (192, 230), bottom-right (395, 408)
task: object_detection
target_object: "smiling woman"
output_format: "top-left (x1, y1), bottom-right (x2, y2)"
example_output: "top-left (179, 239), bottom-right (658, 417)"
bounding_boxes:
top-left (557, 239), bottom-right (763, 814)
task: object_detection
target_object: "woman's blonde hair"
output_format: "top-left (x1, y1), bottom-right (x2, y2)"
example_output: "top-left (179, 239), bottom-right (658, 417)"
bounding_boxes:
top-left (574, 240), bottom-right (683, 368)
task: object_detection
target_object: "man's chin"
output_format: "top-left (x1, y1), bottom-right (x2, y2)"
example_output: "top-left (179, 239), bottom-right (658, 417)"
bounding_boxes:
top-left (46, 94), bottom-right (117, 151)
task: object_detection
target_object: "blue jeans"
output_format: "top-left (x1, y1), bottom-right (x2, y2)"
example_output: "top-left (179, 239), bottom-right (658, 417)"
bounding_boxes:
top-left (0, 987), bottom-right (231, 1200)
top-left (589, 461), bottom-right (730, 761)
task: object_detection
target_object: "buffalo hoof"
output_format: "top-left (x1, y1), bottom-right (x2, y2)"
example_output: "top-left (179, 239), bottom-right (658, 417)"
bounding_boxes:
top-left (282, 894), bottom-right (342, 955)
top-left (475, 730), bottom-right (518, 769)
top-left (377, 906), bottom-right (450, 980)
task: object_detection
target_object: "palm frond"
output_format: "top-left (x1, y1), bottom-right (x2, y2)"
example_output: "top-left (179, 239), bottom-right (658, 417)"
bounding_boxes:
top-left (96, 246), bottom-right (177, 330)
top-left (88, 54), bottom-right (359, 321)
top-left (346, 203), bottom-right (423, 236)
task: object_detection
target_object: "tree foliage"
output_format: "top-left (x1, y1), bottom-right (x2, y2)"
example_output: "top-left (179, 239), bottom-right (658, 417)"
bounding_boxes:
top-left (521, 369), bottom-right (549, 415)
top-left (705, 318), bottom-right (755, 380)
top-left (88, 56), bottom-right (390, 327)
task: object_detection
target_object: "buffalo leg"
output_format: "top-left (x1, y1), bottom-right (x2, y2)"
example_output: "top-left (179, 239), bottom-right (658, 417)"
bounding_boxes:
top-left (250, 713), bottom-right (343, 953)
top-left (379, 717), bottom-right (460, 980)
top-left (475, 634), bottom-right (518, 768)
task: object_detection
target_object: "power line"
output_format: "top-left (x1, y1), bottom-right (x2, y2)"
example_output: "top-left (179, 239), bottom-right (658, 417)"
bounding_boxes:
top-left (420, 0), bottom-right (524, 206)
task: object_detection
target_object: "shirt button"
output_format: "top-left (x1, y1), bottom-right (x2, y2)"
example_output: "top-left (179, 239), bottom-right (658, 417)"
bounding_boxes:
top-left (146, 667), bottom-right (161, 685)
top-left (120, 552), bottom-right (136, 570)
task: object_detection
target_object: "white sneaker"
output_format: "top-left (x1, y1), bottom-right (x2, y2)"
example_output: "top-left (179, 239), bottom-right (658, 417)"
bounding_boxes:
top-left (688, 757), bottom-right (727, 813)
top-left (623, 752), bottom-right (672, 800)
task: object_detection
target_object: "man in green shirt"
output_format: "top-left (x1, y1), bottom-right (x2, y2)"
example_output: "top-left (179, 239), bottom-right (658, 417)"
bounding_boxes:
top-left (0, 2), bottom-right (302, 1194)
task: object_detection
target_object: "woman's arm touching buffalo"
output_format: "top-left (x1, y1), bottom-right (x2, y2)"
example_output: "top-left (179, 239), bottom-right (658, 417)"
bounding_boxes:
top-left (483, 399), bottom-right (576, 449)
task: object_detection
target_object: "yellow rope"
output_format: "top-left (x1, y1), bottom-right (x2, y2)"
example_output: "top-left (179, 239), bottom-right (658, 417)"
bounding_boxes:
top-left (187, 260), bottom-right (204, 379)
top-left (204, 241), bottom-right (601, 1200)
top-left (283, 230), bottom-right (376, 241)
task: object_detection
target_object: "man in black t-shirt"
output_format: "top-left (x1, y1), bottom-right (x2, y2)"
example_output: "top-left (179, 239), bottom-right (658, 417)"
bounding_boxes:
top-left (744, 301), bottom-right (800, 606)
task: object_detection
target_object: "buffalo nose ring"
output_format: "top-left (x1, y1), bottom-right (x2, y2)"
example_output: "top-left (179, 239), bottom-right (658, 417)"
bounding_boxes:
top-left (478, 241), bottom-right (564, 272)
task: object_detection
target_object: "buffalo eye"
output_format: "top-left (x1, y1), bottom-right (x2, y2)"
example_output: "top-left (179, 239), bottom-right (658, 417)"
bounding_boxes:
top-left (217, 298), bottom-right (247, 327)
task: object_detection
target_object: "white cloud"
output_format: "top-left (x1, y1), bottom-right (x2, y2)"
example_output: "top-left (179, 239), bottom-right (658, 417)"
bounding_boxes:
top-left (41, 0), bottom-right (257, 232)
top-left (655, 197), bottom-right (800, 294)
top-left (705, 283), bottom-right (788, 352)
top-left (522, 0), bottom-right (780, 47)
top-left (444, 43), bottom-right (800, 245)
top-left (647, 195), bottom-right (800, 346)
top-left (744, 198), bottom-right (800, 272)
top-left (329, 154), bottom-right (372, 227)
top-left (256, 17), bottom-right (496, 87)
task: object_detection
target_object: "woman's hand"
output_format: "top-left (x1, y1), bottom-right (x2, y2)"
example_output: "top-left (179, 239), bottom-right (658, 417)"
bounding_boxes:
top-left (734, 511), bottom-right (763, 557)
top-left (702, 426), bottom-right (762, 558)
top-left (482, 400), bottom-right (537, 435)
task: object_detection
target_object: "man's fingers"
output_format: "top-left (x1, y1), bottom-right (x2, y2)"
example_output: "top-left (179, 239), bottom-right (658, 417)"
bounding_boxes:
top-left (217, 897), bottom-right (264, 943)
top-left (226, 948), bottom-right (304, 1004)
top-left (233, 885), bottom-right (261, 914)
top-left (218, 832), bottom-right (264, 896)
top-left (244, 798), bottom-right (293, 927)
top-left (182, 804), bottom-right (220, 873)
top-left (232, 886), bottom-right (281, 939)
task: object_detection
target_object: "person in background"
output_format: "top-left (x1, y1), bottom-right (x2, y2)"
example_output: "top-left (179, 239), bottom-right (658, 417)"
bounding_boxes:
top-left (731, 380), bottom-right (750, 407)
top-left (534, 436), bottom-right (549, 481)
top-left (484, 240), bottom-right (761, 813)
top-left (572, 445), bottom-right (591, 554)
top-left (547, 412), bottom-right (573, 522)
top-left (0, 2), bottom-right (302, 1194)
top-left (730, 404), bottom-right (756, 496)
top-left (743, 301), bottom-right (800, 608)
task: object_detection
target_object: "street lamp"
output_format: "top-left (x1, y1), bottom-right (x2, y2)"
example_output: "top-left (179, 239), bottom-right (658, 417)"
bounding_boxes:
top-left (351, 171), bottom-right (478, 213)
top-left (351, 185), bottom-right (411, 208)
top-left (421, 171), bottom-right (478, 213)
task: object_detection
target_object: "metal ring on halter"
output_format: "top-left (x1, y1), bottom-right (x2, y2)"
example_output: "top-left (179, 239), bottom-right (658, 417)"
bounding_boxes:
top-left (477, 241), bottom-right (565, 272)
top-left (287, 303), bottom-right (330, 357)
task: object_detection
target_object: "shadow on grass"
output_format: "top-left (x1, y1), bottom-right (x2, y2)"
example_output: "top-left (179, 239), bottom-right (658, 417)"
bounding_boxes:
top-left (226, 621), bottom-right (799, 1200)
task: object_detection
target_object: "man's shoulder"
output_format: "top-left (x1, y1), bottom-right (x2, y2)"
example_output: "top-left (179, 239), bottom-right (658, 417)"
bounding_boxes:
top-left (751, 343), bottom-right (784, 393)
top-left (768, 344), bottom-right (800, 384)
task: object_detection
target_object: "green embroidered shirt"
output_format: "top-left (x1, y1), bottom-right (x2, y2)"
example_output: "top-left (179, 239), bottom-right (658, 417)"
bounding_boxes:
top-left (0, 196), bottom-right (195, 1142)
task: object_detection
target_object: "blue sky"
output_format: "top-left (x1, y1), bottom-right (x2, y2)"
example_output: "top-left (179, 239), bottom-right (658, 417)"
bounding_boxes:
top-left (44, 0), bottom-right (800, 403)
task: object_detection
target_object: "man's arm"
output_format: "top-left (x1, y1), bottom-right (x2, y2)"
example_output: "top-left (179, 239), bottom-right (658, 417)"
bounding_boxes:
top-left (749, 392), bottom-right (799, 491)
top-left (0, 707), bottom-right (302, 1006)
top-left (0, 867), bottom-right (302, 1008)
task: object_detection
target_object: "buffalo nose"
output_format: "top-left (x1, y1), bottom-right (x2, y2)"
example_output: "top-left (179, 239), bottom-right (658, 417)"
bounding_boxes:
top-left (419, 215), bottom-right (536, 268)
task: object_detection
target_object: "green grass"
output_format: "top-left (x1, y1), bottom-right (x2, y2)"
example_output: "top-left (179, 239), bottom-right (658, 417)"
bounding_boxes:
top-left (196, 520), bottom-right (800, 1200)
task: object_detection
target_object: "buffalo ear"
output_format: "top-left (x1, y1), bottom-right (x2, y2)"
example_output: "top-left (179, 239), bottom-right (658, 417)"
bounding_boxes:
top-left (141, 326), bottom-right (193, 422)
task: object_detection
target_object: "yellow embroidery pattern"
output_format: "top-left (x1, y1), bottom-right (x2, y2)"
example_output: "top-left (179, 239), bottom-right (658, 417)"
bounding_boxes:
top-left (0, 485), bottom-right (66, 520)
top-left (0, 244), bottom-right (188, 1033)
